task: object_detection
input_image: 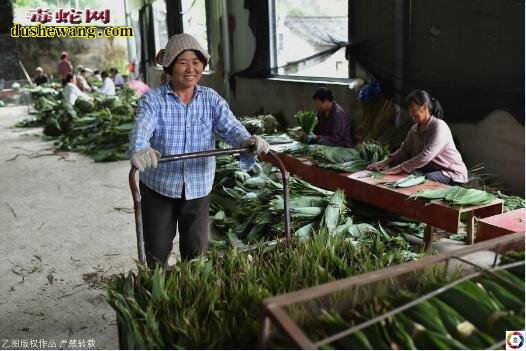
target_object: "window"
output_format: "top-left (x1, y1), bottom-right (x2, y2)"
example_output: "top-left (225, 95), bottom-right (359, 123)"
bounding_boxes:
top-left (152, 0), bottom-right (169, 54)
top-left (272, 0), bottom-right (349, 79)
top-left (181, 0), bottom-right (209, 68)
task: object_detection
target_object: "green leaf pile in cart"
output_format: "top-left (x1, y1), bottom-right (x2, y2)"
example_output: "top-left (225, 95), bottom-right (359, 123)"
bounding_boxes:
top-left (272, 250), bottom-right (524, 350)
top-left (415, 186), bottom-right (498, 206)
top-left (310, 143), bottom-right (390, 172)
top-left (295, 110), bottom-right (318, 134)
top-left (107, 231), bottom-right (419, 349)
top-left (211, 155), bottom-right (417, 255)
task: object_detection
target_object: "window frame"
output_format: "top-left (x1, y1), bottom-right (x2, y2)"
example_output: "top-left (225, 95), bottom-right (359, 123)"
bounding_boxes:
top-left (269, 0), bottom-right (353, 82)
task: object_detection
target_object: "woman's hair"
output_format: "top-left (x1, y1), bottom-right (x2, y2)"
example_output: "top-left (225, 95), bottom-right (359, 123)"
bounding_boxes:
top-left (403, 89), bottom-right (444, 119)
top-left (163, 50), bottom-right (208, 74)
top-left (62, 73), bottom-right (74, 86)
top-left (101, 71), bottom-right (109, 79)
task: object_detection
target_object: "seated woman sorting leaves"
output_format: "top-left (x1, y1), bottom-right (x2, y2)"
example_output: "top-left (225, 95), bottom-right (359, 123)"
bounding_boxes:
top-left (367, 90), bottom-right (467, 185)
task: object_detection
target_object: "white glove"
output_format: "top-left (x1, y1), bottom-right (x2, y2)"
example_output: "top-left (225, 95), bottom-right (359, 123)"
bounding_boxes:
top-left (241, 135), bottom-right (270, 155)
top-left (131, 147), bottom-right (161, 172)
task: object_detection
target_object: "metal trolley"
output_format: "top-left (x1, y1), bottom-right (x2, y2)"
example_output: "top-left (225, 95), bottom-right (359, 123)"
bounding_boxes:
top-left (258, 232), bottom-right (525, 349)
top-left (128, 147), bottom-right (292, 263)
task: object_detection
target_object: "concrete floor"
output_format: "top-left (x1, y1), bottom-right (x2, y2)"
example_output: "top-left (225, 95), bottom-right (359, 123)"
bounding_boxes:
top-left (0, 106), bottom-right (138, 349)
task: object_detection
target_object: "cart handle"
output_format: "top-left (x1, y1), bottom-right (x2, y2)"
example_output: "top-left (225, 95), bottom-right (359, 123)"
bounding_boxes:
top-left (129, 148), bottom-right (291, 263)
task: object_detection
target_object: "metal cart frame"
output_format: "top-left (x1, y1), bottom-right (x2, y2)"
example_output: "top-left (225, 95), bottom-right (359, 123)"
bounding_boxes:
top-left (258, 232), bottom-right (525, 349)
top-left (129, 148), bottom-right (291, 263)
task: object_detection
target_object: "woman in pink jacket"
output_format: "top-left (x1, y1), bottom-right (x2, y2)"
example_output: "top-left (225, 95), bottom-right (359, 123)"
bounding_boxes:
top-left (367, 90), bottom-right (468, 184)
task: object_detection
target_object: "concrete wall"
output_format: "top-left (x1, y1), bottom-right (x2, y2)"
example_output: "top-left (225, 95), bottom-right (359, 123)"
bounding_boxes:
top-left (451, 111), bottom-right (525, 195)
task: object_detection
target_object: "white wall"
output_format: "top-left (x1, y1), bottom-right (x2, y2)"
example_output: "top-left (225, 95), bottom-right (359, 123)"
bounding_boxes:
top-left (451, 110), bottom-right (525, 195)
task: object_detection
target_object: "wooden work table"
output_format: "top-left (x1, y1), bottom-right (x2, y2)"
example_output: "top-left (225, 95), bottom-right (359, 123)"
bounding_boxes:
top-left (261, 145), bottom-right (504, 249)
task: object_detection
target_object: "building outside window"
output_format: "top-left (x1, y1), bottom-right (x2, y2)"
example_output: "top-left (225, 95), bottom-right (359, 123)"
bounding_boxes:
top-left (180, 0), bottom-right (209, 70)
top-left (152, 0), bottom-right (169, 55)
top-left (273, 0), bottom-right (348, 79)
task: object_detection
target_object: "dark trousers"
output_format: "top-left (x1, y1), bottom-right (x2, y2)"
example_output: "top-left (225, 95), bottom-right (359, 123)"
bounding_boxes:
top-left (139, 182), bottom-right (210, 268)
top-left (424, 170), bottom-right (452, 184)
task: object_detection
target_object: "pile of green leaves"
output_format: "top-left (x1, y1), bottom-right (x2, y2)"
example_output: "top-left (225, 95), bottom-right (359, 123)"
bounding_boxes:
top-left (17, 86), bottom-right (138, 162)
top-left (385, 175), bottom-right (426, 188)
top-left (415, 186), bottom-right (498, 206)
top-left (295, 110), bottom-right (318, 134)
top-left (211, 155), bottom-right (416, 257)
top-left (239, 114), bottom-right (280, 135)
top-left (272, 250), bottom-right (524, 349)
top-left (311, 143), bottom-right (390, 172)
top-left (107, 231), bottom-right (418, 349)
top-left (497, 191), bottom-right (525, 212)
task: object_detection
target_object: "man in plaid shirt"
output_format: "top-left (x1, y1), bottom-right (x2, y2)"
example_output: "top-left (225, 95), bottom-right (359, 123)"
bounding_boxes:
top-left (129, 33), bottom-right (269, 267)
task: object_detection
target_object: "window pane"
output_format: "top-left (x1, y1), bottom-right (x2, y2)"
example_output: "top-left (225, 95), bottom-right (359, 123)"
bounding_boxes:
top-left (181, 0), bottom-right (209, 68)
top-left (152, 0), bottom-right (169, 53)
top-left (274, 0), bottom-right (348, 78)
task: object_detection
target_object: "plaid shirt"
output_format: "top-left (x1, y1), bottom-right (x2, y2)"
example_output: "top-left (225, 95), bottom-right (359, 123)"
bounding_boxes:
top-left (129, 83), bottom-right (255, 199)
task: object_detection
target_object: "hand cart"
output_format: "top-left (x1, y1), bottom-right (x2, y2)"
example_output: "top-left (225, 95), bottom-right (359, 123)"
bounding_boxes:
top-left (128, 148), bottom-right (292, 263)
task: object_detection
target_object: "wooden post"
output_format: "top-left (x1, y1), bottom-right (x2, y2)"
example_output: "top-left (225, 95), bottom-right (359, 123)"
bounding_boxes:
top-left (424, 224), bottom-right (434, 250)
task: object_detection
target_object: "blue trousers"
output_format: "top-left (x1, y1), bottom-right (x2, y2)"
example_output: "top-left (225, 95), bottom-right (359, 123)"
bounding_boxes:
top-left (424, 170), bottom-right (452, 184)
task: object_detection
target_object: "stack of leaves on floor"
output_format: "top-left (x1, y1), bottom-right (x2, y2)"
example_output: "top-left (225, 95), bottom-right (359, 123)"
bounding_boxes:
top-left (16, 86), bottom-right (138, 161)
top-left (107, 230), bottom-right (418, 349)
top-left (270, 250), bottom-right (525, 349)
top-left (211, 155), bottom-right (417, 260)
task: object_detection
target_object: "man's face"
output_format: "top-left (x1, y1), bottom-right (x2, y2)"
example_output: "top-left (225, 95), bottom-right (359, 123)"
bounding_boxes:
top-left (313, 99), bottom-right (331, 113)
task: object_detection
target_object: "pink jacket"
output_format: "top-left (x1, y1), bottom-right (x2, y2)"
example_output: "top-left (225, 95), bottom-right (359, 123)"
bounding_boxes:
top-left (57, 59), bottom-right (73, 80)
top-left (389, 116), bottom-right (468, 183)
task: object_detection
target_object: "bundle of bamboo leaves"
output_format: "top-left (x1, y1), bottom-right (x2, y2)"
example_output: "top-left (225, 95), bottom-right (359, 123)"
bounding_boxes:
top-left (238, 114), bottom-right (280, 135)
top-left (385, 175), bottom-right (426, 188)
top-left (295, 110), bottom-right (318, 134)
top-left (311, 143), bottom-right (390, 172)
top-left (211, 155), bottom-right (416, 257)
top-left (356, 95), bottom-right (412, 150)
top-left (415, 186), bottom-right (498, 206)
top-left (271, 250), bottom-right (525, 350)
top-left (107, 231), bottom-right (419, 349)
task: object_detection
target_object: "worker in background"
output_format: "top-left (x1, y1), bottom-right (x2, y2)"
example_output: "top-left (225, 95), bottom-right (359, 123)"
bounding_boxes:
top-left (76, 68), bottom-right (92, 92)
top-left (367, 89), bottom-right (468, 184)
top-left (33, 67), bottom-right (48, 86)
top-left (110, 68), bottom-right (125, 88)
top-left (62, 73), bottom-right (91, 105)
top-left (92, 70), bottom-right (102, 81)
top-left (300, 87), bottom-right (354, 147)
top-left (129, 33), bottom-right (269, 268)
top-left (97, 71), bottom-right (115, 96)
top-left (57, 51), bottom-right (73, 81)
